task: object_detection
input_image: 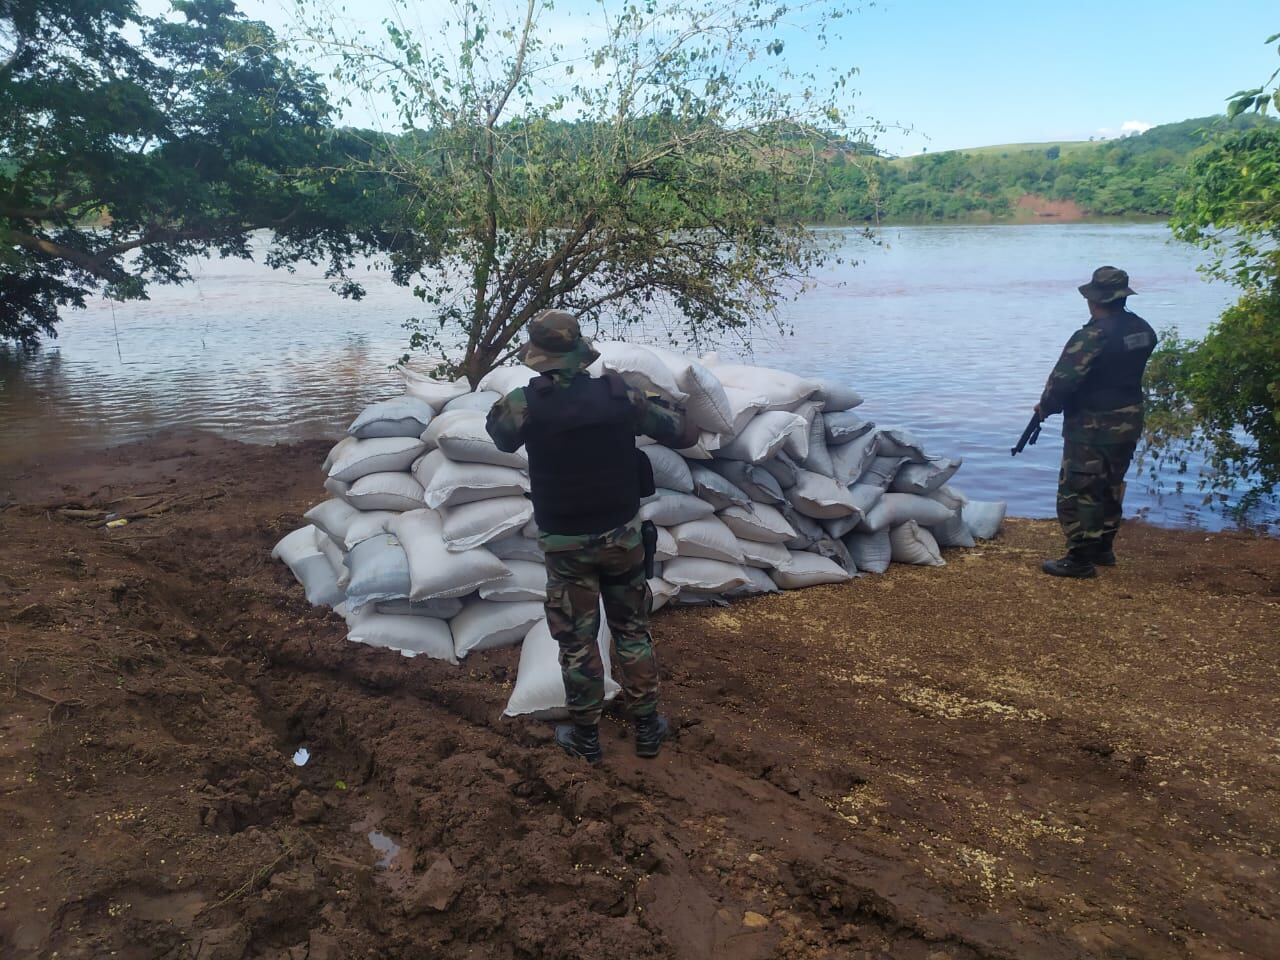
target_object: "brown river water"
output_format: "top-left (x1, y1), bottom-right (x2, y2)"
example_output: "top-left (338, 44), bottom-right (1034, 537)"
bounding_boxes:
top-left (0, 222), bottom-right (1263, 528)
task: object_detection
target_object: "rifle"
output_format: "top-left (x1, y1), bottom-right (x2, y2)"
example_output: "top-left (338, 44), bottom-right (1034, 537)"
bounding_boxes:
top-left (1010, 413), bottom-right (1042, 457)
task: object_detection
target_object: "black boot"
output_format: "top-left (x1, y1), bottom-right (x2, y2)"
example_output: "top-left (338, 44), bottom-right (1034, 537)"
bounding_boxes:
top-left (1041, 553), bottom-right (1097, 579)
top-left (633, 713), bottom-right (669, 759)
top-left (554, 723), bottom-right (602, 765)
top-left (1094, 548), bottom-right (1116, 566)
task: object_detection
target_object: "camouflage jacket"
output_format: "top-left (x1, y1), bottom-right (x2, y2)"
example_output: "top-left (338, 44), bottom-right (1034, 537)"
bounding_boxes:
top-left (486, 367), bottom-right (688, 553)
top-left (1039, 314), bottom-right (1155, 445)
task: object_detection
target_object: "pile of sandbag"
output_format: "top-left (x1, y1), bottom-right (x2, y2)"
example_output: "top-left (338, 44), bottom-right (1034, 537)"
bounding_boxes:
top-left (272, 343), bottom-right (1007, 719)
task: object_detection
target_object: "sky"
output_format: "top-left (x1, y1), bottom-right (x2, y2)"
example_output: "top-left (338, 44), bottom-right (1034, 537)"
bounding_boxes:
top-left (141, 0), bottom-right (1279, 155)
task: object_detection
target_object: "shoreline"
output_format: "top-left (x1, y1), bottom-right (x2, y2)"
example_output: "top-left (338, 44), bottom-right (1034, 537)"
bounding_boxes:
top-left (1, 432), bottom-right (1277, 958)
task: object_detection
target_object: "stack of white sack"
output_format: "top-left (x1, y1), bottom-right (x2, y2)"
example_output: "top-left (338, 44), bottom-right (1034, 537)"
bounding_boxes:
top-left (272, 344), bottom-right (1007, 719)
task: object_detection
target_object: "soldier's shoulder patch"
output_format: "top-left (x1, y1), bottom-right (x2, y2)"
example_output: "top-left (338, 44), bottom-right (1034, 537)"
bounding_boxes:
top-left (1123, 332), bottom-right (1155, 350)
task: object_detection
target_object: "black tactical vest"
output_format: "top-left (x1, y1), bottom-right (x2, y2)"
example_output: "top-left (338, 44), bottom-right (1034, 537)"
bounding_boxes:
top-left (1068, 311), bottom-right (1158, 414)
top-left (523, 372), bottom-right (642, 536)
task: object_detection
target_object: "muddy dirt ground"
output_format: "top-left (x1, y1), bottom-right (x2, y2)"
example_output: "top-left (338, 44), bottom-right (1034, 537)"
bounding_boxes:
top-left (0, 434), bottom-right (1276, 960)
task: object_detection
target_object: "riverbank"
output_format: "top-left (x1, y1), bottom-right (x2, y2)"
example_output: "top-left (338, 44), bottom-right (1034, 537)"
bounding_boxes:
top-left (1, 434), bottom-right (1276, 959)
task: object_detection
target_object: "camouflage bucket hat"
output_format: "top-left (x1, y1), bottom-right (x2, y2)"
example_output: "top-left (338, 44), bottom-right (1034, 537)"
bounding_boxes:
top-left (518, 309), bottom-right (599, 373)
top-left (1078, 265), bottom-right (1137, 304)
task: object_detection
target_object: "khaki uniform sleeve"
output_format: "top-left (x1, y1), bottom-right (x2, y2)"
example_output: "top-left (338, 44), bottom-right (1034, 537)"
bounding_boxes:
top-left (485, 387), bottom-right (530, 453)
top-left (1039, 326), bottom-right (1106, 417)
top-left (629, 387), bottom-right (690, 446)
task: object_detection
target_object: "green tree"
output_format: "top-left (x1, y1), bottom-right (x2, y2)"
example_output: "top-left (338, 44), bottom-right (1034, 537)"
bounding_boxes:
top-left (302, 0), bottom-right (875, 385)
top-left (0, 0), bottom-right (396, 348)
top-left (1143, 32), bottom-right (1280, 513)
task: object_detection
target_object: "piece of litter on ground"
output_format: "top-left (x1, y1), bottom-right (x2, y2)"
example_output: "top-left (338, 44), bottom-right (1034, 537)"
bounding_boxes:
top-left (292, 747), bottom-right (310, 766)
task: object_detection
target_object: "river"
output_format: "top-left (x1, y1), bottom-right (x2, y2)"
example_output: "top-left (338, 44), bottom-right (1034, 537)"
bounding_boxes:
top-left (0, 222), bottom-right (1253, 528)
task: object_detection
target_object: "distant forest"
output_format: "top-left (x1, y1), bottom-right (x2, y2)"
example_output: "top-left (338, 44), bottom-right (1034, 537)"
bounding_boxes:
top-left (776, 114), bottom-right (1277, 223)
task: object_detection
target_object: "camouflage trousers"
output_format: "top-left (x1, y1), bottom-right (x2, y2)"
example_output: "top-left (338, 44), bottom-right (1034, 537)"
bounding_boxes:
top-left (543, 539), bottom-right (658, 727)
top-left (1057, 439), bottom-right (1137, 556)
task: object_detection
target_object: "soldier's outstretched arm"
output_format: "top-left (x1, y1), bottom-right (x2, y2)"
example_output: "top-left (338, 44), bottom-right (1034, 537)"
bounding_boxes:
top-left (631, 389), bottom-right (698, 449)
top-left (1038, 326), bottom-right (1105, 417)
top-left (484, 388), bottom-right (530, 453)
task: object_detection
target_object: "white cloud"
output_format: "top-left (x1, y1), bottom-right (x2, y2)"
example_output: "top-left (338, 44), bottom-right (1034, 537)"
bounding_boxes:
top-left (1121, 120), bottom-right (1154, 135)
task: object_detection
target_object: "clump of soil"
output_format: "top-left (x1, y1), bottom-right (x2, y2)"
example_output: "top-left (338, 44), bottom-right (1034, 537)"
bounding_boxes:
top-left (1, 434), bottom-right (1276, 959)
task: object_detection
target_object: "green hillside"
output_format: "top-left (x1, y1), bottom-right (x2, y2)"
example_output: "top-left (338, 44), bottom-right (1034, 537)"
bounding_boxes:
top-left (781, 114), bottom-right (1278, 223)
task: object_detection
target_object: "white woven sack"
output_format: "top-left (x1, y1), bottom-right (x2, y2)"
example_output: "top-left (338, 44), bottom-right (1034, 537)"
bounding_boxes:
top-left (343, 510), bottom-right (399, 549)
top-left (423, 458), bottom-right (528, 509)
top-left (718, 503), bottom-right (795, 544)
top-left (723, 386), bottom-right (771, 435)
top-left (843, 528), bottom-right (892, 574)
top-left (304, 498), bottom-right (361, 544)
top-left (421, 409), bottom-right (479, 448)
top-left (374, 597), bottom-right (464, 619)
top-left (737, 538), bottom-right (792, 570)
top-left (815, 379), bottom-right (864, 412)
top-left (891, 457), bottom-right (962, 496)
top-left (588, 341), bottom-right (689, 401)
top-left (642, 444), bottom-right (694, 493)
top-left (272, 526), bottom-right (345, 608)
top-left (677, 431), bottom-right (722, 460)
top-left (760, 451), bottom-right (799, 490)
top-left (963, 500), bottom-right (1007, 540)
top-left (781, 502), bottom-right (827, 549)
top-left (848, 482), bottom-right (885, 518)
top-left (390, 509), bottom-right (511, 600)
top-left (803, 410), bottom-right (836, 478)
top-left (477, 365), bottom-right (537, 396)
top-left (727, 566), bottom-right (781, 597)
top-left (479, 560), bottom-right (547, 601)
top-left (825, 411), bottom-right (875, 445)
top-left (452, 599), bottom-right (544, 659)
top-left (346, 610), bottom-right (456, 663)
top-left (671, 516), bottom-right (745, 564)
top-left (688, 463), bottom-right (752, 511)
top-left (877, 428), bottom-right (929, 463)
top-left (443, 390), bottom-right (500, 413)
top-left (655, 526), bottom-right (678, 562)
top-left (783, 400), bottom-right (819, 462)
top-left (930, 512), bottom-right (976, 549)
top-left (929, 484), bottom-right (968, 512)
top-left (708, 460), bottom-right (785, 505)
top-left (322, 436), bottom-right (358, 473)
top-left (411, 448), bottom-right (447, 489)
top-left (323, 476), bottom-right (350, 498)
top-left (718, 410), bottom-right (807, 463)
top-left (488, 535), bottom-right (544, 563)
top-left (831, 431), bottom-right (881, 485)
top-left (770, 551), bottom-right (853, 589)
top-left (329, 436), bottom-right (426, 484)
top-left (348, 396), bottom-right (436, 439)
top-left (315, 533), bottom-right (350, 590)
top-left (639, 489), bottom-right (715, 525)
top-left (662, 557), bottom-right (749, 593)
top-left (442, 495), bottom-right (534, 552)
top-left (889, 521), bottom-right (945, 566)
top-left (430, 413), bottom-right (527, 469)
top-left (789, 470), bottom-right (860, 520)
top-left (703, 362), bottom-right (822, 411)
top-left (821, 512), bottom-right (863, 541)
top-left (400, 369), bottom-right (470, 409)
top-left (344, 534), bottom-right (413, 608)
top-left (861, 492), bottom-right (956, 534)
top-left (641, 346), bottom-right (735, 434)
top-left (503, 618), bottom-right (621, 719)
top-left (860, 455), bottom-right (910, 492)
top-left (345, 472), bottom-right (426, 512)
top-left (649, 578), bottom-right (680, 612)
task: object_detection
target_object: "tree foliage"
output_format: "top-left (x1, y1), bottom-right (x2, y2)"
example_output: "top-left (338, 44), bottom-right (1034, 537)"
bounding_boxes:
top-left (0, 0), bottom-right (397, 347)
top-left (302, 0), bottom-right (877, 385)
top-left (1143, 32), bottom-right (1280, 516)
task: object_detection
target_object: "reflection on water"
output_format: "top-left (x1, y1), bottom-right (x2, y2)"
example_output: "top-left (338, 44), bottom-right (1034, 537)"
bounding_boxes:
top-left (0, 223), bottom-right (1258, 528)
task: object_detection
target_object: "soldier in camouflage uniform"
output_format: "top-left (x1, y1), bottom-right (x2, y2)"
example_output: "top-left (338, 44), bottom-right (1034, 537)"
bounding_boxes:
top-left (486, 310), bottom-right (697, 763)
top-left (1035, 266), bottom-right (1157, 578)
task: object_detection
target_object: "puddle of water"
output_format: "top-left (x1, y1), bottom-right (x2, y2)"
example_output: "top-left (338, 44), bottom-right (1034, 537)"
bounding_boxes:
top-left (292, 746), bottom-right (311, 766)
top-left (367, 830), bottom-right (401, 869)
